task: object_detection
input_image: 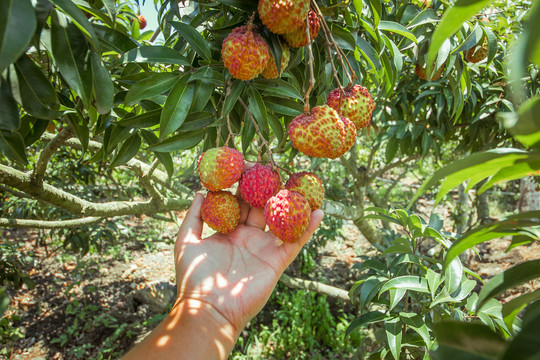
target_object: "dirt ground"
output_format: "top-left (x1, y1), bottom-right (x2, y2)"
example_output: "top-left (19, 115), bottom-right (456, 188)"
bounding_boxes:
top-left (2, 212), bottom-right (540, 360)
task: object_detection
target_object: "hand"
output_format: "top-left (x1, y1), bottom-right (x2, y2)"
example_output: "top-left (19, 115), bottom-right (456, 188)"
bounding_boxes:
top-left (175, 192), bottom-right (324, 333)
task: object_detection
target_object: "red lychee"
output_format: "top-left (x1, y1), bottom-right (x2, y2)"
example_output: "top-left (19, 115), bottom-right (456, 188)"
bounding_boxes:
top-left (201, 191), bottom-right (240, 233)
top-left (221, 25), bottom-right (270, 81)
top-left (198, 147), bottom-right (245, 191)
top-left (264, 189), bottom-right (311, 243)
top-left (137, 15), bottom-right (147, 29)
top-left (239, 163), bottom-right (281, 208)
top-left (326, 85), bottom-right (376, 129)
top-left (285, 172), bottom-right (324, 209)
top-left (261, 43), bottom-right (290, 79)
top-left (339, 116), bottom-right (357, 155)
top-left (258, 0), bottom-right (310, 35)
top-left (284, 10), bottom-right (320, 48)
top-left (288, 105), bottom-right (348, 159)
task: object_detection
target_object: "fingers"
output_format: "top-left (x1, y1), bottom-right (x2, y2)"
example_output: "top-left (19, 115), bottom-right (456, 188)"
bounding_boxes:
top-left (244, 207), bottom-right (267, 229)
top-left (177, 193), bottom-right (205, 242)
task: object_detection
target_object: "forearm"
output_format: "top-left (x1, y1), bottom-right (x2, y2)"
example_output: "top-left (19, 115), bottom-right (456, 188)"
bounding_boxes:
top-left (122, 299), bottom-right (239, 360)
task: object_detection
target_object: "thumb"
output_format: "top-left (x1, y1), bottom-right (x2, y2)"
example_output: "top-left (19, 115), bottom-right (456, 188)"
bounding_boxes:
top-left (177, 193), bottom-right (205, 242)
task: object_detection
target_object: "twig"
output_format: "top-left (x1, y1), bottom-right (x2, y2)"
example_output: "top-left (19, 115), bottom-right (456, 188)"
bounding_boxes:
top-left (0, 216), bottom-right (104, 229)
top-left (31, 126), bottom-right (74, 187)
top-left (304, 15), bottom-right (315, 114)
top-left (280, 273), bottom-right (351, 302)
top-left (367, 156), bottom-right (419, 184)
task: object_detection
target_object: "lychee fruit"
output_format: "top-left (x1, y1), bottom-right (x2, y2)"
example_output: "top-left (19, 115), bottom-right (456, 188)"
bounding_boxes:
top-left (239, 163), bottom-right (281, 208)
top-left (201, 191), bottom-right (240, 233)
top-left (288, 105), bottom-right (348, 159)
top-left (339, 116), bottom-right (357, 155)
top-left (264, 189), bottom-right (311, 243)
top-left (258, 0), bottom-right (310, 35)
top-left (221, 25), bottom-right (270, 81)
top-left (285, 172), bottom-right (324, 209)
top-left (261, 43), bottom-right (290, 79)
top-left (198, 147), bottom-right (245, 191)
top-left (464, 39), bottom-right (488, 63)
top-left (326, 85), bottom-right (376, 129)
top-left (137, 15), bottom-right (147, 29)
top-left (284, 10), bottom-right (320, 48)
top-left (415, 63), bottom-right (444, 81)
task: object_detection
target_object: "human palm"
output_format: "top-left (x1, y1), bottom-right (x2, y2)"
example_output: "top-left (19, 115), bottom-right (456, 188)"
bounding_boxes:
top-left (175, 193), bottom-right (324, 331)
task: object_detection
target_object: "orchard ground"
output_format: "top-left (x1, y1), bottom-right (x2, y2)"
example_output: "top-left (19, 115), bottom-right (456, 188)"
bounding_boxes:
top-left (2, 183), bottom-right (539, 360)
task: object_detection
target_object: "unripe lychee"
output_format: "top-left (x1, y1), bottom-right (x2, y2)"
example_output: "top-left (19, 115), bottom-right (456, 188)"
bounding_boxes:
top-left (239, 163), bottom-right (281, 208)
top-left (326, 85), bottom-right (376, 129)
top-left (285, 172), bottom-right (324, 209)
top-left (288, 105), bottom-right (347, 159)
top-left (284, 10), bottom-right (320, 48)
top-left (201, 191), bottom-right (240, 233)
top-left (261, 44), bottom-right (290, 79)
top-left (221, 26), bottom-right (270, 81)
top-left (258, 0), bottom-right (310, 35)
top-left (464, 39), bottom-right (488, 63)
top-left (264, 189), bottom-right (311, 243)
top-left (137, 15), bottom-right (147, 29)
top-left (415, 63), bottom-right (444, 81)
top-left (198, 147), bottom-right (245, 191)
top-left (339, 116), bottom-right (357, 155)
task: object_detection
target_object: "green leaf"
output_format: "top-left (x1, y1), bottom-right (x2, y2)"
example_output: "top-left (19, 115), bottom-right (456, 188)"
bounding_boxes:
top-left (427, 0), bottom-right (491, 68)
top-left (330, 24), bottom-right (356, 51)
top-left (147, 130), bottom-right (205, 152)
top-left (356, 37), bottom-right (382, 73)
top-left (90, 52), bottom-right (114, 114)
top-left (22, 117), bottom-right (49, 147)
top-left (353, 0), bottom-right (363, 16)
top-left (379, 21), bottom-right (417, 43)
top-left (265, 96), bottom-right (303, 116)
top-left (222, 80), bottom-right (245, 119)
top-left (117, 109), bottom-right (162, 129)
top-left (0, 129), bottom-right (28, 164)
top-left (476, 259), bottom-right (540, 312)
top-left (380, 276), bottom-right (430, 294)
top-left (66, 112), bottom-right (89, 154)
top-left (93, 24), bottom-right (139, 54)
top-left (125, 72), bottom-right (180, 105)
top-left (49, 0), bottom-right (101, 52)
top-left (367, 0), bottom-right (381, 28)
top-left (0, 0), bottom-right (36, 73)
top-left (120, 46), bottom-right (190, 66)
top-left (432, 321), bottom-right (506, 359)
top-left (170, 21), bottom-right (212, 61)
top-left (346, 311), bottom-right (388, 337)
top-left (0, 288), bottom-right (9, 318)
top-left (248, 88), bottom-right (269, 139)
top-left (445, 257), bottom-right (463, 294)
top-left (251, 79), bottom-right (303, 100)
top-left (181, 112), bottom-right (214, 132)
top-left (400, 312), bottom-right (431, 348)
top-left (502, 289), bottom-right (540, 330)
top-left (0, 77), bottom-right (20, 130)
top-left (12, 55), bottom-right (62, 120)
top-left (388, 288), bottom-right (406, 312)
top-left (109, 133), bottom-right (141, 168)
top-left (357, 276), bottom-right (384, 310)
top-left (385, 318), bottom-right (402, 360)
top-left (267, 113), bottom-right (284, 145)
top-left (50, 10), bottom-right (93, 107)
top-left (140, 129), bottom-right (174, 178)
top-left (502, 95), bottom-right (540, 148)
top-left (501, 302), bottom-right (540, 360)
top-left (160, 76), bottom-right (195, 140)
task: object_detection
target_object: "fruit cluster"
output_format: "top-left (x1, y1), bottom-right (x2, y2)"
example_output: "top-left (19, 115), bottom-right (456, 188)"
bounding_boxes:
top-left (197, 147), bottom-right (324, 243)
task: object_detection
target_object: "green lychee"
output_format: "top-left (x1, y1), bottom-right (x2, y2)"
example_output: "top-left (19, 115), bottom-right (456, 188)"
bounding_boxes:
top-left (198, 147), bottom-right (244, 191)
top-left (264, 189), bottom-right (311, 243)
top-left (285, 172), bottom-right (324, 210)
top-left (201, 191), bottom-right (240, 233)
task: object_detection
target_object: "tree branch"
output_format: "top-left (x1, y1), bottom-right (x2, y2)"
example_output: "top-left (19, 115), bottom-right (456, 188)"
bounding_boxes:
top-left (0, 216), bottom-right (104, 229)
top-left (280, 273), bottom-right (350, 302)
top-left (368, 156), bottom-right (418, 184)
top-left (31, 126), bottom-right (74, 187)
top-left (322, 199), bottom-right (362, 221)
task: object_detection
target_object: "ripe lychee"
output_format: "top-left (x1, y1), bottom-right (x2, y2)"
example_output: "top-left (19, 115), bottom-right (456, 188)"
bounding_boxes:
top-left (221, 26), bottom-right (270, 81)
top-left (326, 85), bottom-right (376, 129)
top-left (339, 116), bottom-right (357, 155)
top-left (137, 15), bottom-right (147, 29)
top-left (201, 191), bottom-right (240, 233)
top-left (198, 147), bottom-right (245, 191)
top-left (464, 39), bottom-right (488, 63)
top-left (284, 10), bottom-right (320, 48)
top-left (285, 172), bottom-right (324, 209)
top-left (415, 63), bottom-right (444, 81)
top-left (264, 189), bottom-right (311, 243)
top-left (239, 163), bottom-right (281, 208)
top-left (261, 44), bottom-right (290, 79)
top-left (258, 0), bottom-right (310, 35)
top-left (288, 105), bottom-right (349, 159)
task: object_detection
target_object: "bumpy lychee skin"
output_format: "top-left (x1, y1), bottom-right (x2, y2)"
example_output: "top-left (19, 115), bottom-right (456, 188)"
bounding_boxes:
top-left (415, 63), bottom-right (444, 81)
top-left (258, 0), bottom-right (310, 35)
top-left (339, 116), bottom-right (357, 155)
top-left (221, 26), bottom-right (270, 81)
top-left (264, 189), bottom-right (311, 243)
top-left (465, 39), bottom-right (488, 63)
top-left (285, 172), bottom-right (324, 210)
top-left (239, 163), bottom-right (281, 208)
top-left (261, 44), bottom-right (290, 79)
top-left (137, 15), bottom-right (147, 29)
top-left (201, 191), bottom-right (240, 233)
top-left (284, 10), bottom-right (320, 48)
top-left (198, 147), bottom-right (245, 191)
top-left (326, 85), bottom-right (376, 129)
top-left (288, 105), bottom-right (346, 159)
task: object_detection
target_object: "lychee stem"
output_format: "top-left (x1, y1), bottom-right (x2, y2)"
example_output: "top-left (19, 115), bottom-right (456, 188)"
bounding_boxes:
top-left (247, 11), bottom-right (256, 31)
top-left (304, 14), bottom-right (315, 114)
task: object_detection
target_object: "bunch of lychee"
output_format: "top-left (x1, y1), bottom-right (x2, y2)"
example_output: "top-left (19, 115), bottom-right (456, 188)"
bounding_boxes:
top-left (197, 147), bottom-right (324, 243)
top-left (221, 0), bottom-right (320, 81)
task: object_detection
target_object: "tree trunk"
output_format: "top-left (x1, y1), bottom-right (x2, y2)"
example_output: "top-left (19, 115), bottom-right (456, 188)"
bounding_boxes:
top-left (518, 176), bottom-right (540, 212)
top-left (456, 184), bottom-right (470, 234)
